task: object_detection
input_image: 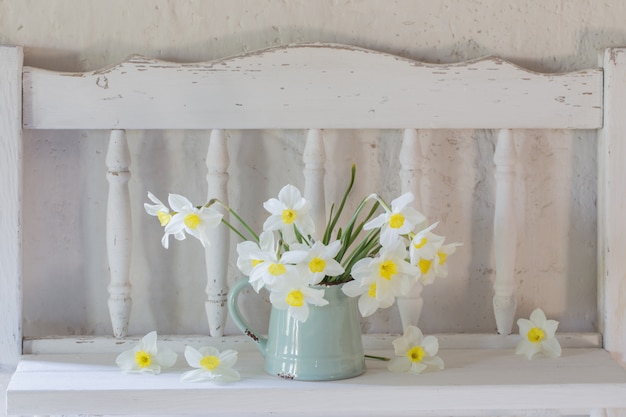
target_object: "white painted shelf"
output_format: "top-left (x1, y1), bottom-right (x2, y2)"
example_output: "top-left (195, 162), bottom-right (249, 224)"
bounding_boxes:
top-left (7, 335), bottom-right (626, 416)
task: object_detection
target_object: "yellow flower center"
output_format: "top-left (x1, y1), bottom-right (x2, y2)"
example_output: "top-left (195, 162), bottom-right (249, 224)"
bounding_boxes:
top-left (418, 258), bottom-right (431, 275)
top-left (251, 259), bottom-right (263, 267)
top-left (282, 209), bottom-right (297, 224)
top-left (267, 263), bottom-right (286, 276)
top-left (438, 251), bottom-right (447, 265)
top-left (286, 290), bottom-right (305, 307)
top-left (379, 260), bottom-right (398, 280)
top-left (527, 327), bottom-right (545, 343)
top-left (389, 213), bottom-right (405, 229)
top-left (309, 257), bottom-right (326, 273)
top-left (157, 211), bottom-right (171, 226)
top-left (135, 350), bottom-right (152, 368)
top-left (368, 283), bottom-right (377, 298)
top-left (184, 213), bottom-right (201, 229)
top-left (414, 237), bottom-right (427, 249)
top-left (407, 346), bottom-right (426, 363)
top-left (200, 355), bottom-right (220, 370)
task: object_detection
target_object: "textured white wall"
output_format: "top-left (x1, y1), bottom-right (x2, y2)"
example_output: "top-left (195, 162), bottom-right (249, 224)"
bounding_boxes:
top-left (1, 0), bottom-right (622, 337)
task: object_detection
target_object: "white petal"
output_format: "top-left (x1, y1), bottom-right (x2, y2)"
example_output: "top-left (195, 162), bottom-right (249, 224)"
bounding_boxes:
top-left (262, 198), bottom-right (284, 215)
top-left (409, 362), bottom-right (428, 375)
top-left (363, 213), bottom-right (387, 230)
top-left (164, 213), bottom-right (186, 235)
top-left (516, 339), bottom-right (541, 359)
top-left (391, 192), bottom-right (414, 211)
top-left (156, 346), bottom-right (178, 369)
top-left (199, 346), bottom-right (221, 357)
top-left (543, 319), bottom-right (559, 338)
top-left (168, 193), bottom-right (193, 212)
top-left (262, 215), bottom-right (284, 232)
top-left (290, 304), bottom-right (309, 322)
top-left (517, 318), bottom-right (534, 336)
top-left (296, 216), bottom-right (315, 236)
top-left (142, 331), bottom-right (158, 354)
top-left (277, 184), bottom-right (303, 207)
top-left (421, 335), bottom-right (440, 356)
top-left (180, 368), bottom-right (211, 383)
top-left (322, 259), bottom-right (345, 276)
top-left (280, 249), bottom-right (308, 264)
top-left (161, 232), bottom-right (171, 249)
top-left (144, 202), bottom-right (163, 216)
top-left (402, 207), bottom-right (426, 228)
top-left (379, 228), bottom-right (400, 248)
top-left (140, 364), bottom-right (162, 375)
top-left (341, 280), bottom-right (366, 297)
top-left (403, 326), bottom-right (424, 345)
top-left (323, 240), bottom-right (342, 257)
top-left (147, 191), bottom-right (164, 205)
top-left (200, 207), bottom-right (223, 228)
top-left (358, 294), bottom-right (379, 317)
top-left (387, 356), bottom-right (411, 373)
top-left (392, 336), bottom-right (410, 356)
top-left (184, 346), bottom-right (204, 368)
top-left (423, 355), bottom-right (445, 370)
top-left (269, 291), bottom-right (289, 309)
top-left (116, 349), bottom-right (138, 371)
top-left (529, 308), bottom-right (548, 327)
top-left (218, 349), bottom-right (239, 368)
top-left (541, 337), bottom-right (562, 358)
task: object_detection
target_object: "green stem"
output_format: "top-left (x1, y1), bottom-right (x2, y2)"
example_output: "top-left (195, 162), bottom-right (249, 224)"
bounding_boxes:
top-left (323, 164), bottom-right (357, 245)
top-left (365, 354), bottom-right (390, 361)
top-left (205, 198), bottom-right (259, 242)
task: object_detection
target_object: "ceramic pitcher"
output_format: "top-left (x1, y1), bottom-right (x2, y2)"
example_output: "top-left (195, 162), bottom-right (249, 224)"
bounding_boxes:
top-left (228, 277), bottom-right (366, 380)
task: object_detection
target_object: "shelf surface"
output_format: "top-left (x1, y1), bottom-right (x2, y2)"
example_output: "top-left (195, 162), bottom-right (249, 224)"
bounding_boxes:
top-left (7, 343), bottom-right (626, 416)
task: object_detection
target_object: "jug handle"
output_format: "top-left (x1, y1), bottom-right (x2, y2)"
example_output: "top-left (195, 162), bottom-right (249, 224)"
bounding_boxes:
top-left (227, 277), bottom-right (268, 356)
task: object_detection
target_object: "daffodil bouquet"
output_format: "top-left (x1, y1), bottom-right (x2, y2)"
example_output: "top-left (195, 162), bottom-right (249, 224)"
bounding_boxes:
top-left (145, 166), bottom-right (460, 323)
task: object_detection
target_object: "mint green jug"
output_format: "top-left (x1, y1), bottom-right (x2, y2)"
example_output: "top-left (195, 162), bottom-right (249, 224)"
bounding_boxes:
top-left (228, 278), bottom-right (366, 380)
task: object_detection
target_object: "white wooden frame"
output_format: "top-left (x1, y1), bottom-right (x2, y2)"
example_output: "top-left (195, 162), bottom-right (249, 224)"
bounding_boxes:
top-left (2, 43), bottom-right (626, 416)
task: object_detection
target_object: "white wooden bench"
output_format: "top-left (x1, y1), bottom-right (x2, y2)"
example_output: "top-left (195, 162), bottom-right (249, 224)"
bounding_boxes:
top-left (1, 43), bottom-right (626, 416)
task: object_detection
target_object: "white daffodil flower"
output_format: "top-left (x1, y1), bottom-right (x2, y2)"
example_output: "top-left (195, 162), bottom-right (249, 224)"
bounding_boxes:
top-left (409, 222), bottom-right (443, 262)
top-left (388, 326), bottom-right (444, 374)
top-left (115, 331), bottom-right (177, 375)
top-left (433, 242), bottom-right (462, 280)
top-left (352, 239), bottom-right (419, 297)
top-left (247, 243), bottom-right (307, 293)
top-left (515, 308), bottom-right (562, 360)
top-left (180, 346), bottom-right (240, 382)
top-left (269, 275), bottom-right (329, 322)
top-left (364, 192), bottom-right (426, 246)
top-left (164, 194), bottom-right (223, 248)
top-left (409, 223), bottom-right (445, 285)
top-left (342, 239), bottom-right (418, 317)
top-left (262, 184), bottom-right (315, 244)
top-left (236, 231), bottom-right (275, 276)
top-left (341, 271), bottom-right (396, 317)
top-left (144, 192), bottom-right (173, 226)
top-left (292, 240), bottom-right (345, 285)
top-left (144, 192), bottom-right (185, 248)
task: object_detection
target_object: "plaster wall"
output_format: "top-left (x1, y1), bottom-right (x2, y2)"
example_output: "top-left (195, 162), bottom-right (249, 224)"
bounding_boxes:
top-left (0, 0), bottom-right (619, 337)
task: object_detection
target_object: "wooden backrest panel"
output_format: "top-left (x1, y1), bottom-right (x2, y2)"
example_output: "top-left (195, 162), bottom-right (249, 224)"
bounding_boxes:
top-left (23, 43), bottom-right (603, 130)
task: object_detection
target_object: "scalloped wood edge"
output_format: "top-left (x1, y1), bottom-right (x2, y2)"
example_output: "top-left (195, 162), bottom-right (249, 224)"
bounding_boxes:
top-left (23, 43), bottom-right (602, 130)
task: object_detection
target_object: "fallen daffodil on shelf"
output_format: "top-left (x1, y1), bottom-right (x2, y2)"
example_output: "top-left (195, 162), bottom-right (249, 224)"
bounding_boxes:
top-left (388, 325), bottom-right (444, 374)
top-left (146, 165), bottom-right (461, 323)
top-left (515, 308), bottom-right (562, 359)
top-left (116, 331), bottom-right (177, 374)
top-left (181, 346), bottom-right (241, 382)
